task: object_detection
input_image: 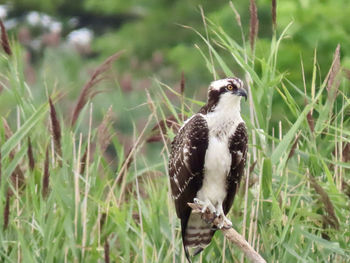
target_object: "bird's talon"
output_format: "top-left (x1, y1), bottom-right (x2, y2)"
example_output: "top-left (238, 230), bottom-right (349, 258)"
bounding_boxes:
top-left (216, 214), bottom-right (232, 229)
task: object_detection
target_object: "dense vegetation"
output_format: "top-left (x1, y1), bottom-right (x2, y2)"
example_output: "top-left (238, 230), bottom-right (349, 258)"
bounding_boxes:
top-left (0, 1), bottom-right (349, 262)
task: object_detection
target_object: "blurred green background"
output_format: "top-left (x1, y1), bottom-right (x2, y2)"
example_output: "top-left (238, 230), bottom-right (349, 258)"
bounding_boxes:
top-left (2, 0), bottom-right (349, 116)
top-left (1, 0), bottom-right (349, 169)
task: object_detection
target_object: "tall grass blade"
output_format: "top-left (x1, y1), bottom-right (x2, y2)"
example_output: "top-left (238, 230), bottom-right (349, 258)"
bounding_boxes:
top-left (1, 102), bottom-right (48, 160)
top-left (2, 118), bottom-right (25, 189)
top-left (271, 103), bottom-right (313, 164)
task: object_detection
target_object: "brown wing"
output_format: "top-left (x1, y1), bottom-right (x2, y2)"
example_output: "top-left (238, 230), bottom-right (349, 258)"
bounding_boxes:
top-left (168, 114), bottom-right (209, 256)
top-left (223, 122), bottom-right (248, 214)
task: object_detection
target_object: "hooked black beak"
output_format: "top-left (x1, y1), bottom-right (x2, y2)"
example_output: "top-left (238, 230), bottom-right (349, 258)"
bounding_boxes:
top-left (236, 88), bottom-right (247, 101)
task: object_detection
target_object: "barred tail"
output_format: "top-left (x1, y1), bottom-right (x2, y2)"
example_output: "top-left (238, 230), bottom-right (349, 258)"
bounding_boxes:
top-left (182, 212), bottom-right (215, 262)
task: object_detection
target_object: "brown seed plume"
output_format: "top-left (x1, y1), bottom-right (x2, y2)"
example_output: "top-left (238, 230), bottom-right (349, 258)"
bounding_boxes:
top-left (27, 137), bottom-right (35, 171)
top-left (180, 71), bottom-right (185, 95)
top-left (49, 98), bottom-right (62, 164)
top-left (287, 131), bottom-right (301, 161)
top-left (100, 212), bottom-right (107, 230)
top-left (306, 110), bottom-right (314, 132)
top-left (309, 175), bottom-right (339, 230)
top-left (249, 0), bottom-right (259, 51)
top-left (272, 0), bottom-right (277, 30)
top-left (342, 143), bottom-right (350, 163)
top-left (42, 145), bottom-right (50, 198)
top-left (0, 19), bottom-right (12, 56)
top-left (146, 115), bottom-right (184, 143)
top-left (80, 145), bottom-right (88, 175)
top-left (97, 106), bottom-right (114, 153)
top-left (229, 1), bottom-right (242, 27)
top-left (104, 237), bottom-right (110, 263)
top-left (3, 189), bottom-right (10, 230)
top-left (71, 50), bottom-right (124, 126)
top-left (326, 44), bottom-right (341, 100)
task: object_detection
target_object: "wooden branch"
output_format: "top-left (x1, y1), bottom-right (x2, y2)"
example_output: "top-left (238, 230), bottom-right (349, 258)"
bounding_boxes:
top-left (187, 203), bottom-right (266, 263)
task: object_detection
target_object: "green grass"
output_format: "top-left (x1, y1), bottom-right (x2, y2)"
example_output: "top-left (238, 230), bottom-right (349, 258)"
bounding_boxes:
top-left (0, 9), bottom-right (349, 263)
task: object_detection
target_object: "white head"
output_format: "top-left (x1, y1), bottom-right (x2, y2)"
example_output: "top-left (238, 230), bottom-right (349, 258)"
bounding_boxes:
top-left (202, 77), bottom-right (247, 113)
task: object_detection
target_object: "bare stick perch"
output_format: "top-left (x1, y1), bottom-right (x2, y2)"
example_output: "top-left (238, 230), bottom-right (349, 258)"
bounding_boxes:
top-left (188, 202), bottom-right (266, 263)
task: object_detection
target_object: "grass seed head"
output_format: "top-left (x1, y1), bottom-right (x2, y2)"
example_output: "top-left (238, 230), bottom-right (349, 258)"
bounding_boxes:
top-left (27, 137), bottom-right (35, 171)
top-left (306, 110), bottom-right (314, 132)
top-left (287, 131), bottom-right (301, 161)
top-left (229, 1), bottom-right (242, 27)
top-left (71, 51), bottom-right (124, 126)
top-left (327, 44), bottom-right (341, 99)
top-left (249, 0), bottom-right (259, 51)
top-left (0, 19), bottom-right (12, 56)
top-left (100, 212), bottom-right (107, 230)
top-left (180, 71), bottom-right (185, 95)
top-left (147, 115), bottom-right (183, 143)
top-left (342, 143), bottom-right (350, 162)
top-left (3, 189), bottom-right (10, 230)
top-left (80, 145), bottom-right (88, 175)
top-left (104, 237), bottom-right (110, 263)
top-left (97, 106), bottom-right (114, 153)
top-left (49, 98), bottom-right (62, 163)
top-left (309, 176), bottom-right (339, 230)
top-left (42, 145), bottom-right (50, 198)
top-left (272, 0), bottom-right (277, 30)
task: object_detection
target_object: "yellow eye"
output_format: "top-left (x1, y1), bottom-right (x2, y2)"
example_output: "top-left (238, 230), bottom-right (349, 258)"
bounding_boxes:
top-left (227, 84), bottom-right (234, 91)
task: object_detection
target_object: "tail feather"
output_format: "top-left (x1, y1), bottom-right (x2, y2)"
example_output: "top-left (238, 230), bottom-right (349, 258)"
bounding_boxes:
top-left (182, 212), bottom-right (216, 262)
top-left (184, 246), bottom-right (191, 263)
top-left (193, 247), bottom-right (204, 256)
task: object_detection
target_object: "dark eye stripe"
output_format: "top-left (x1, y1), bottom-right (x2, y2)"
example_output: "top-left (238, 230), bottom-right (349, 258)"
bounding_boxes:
top-left (230, 78), bottom-right (243, 89)
top-left (228, 81), bottom-right (238, 89)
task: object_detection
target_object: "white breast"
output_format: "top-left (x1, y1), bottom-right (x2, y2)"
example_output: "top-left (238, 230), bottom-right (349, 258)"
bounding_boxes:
top-left (196, 106), bottom-right (243, 206)
top-left (197, 136), bottom-right (231, 204)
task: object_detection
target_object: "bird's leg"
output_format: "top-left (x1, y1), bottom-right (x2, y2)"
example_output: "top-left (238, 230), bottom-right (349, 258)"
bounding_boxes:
top-left (215, 203), bottom-right (232, 229)
top-left (193, 198), bottom-right (216, 213)
top-left (193, 198), bottom-right (217, 224)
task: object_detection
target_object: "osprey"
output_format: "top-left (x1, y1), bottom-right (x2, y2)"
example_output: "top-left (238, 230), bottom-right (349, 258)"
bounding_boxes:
top-left (168, 77), bottom-right (248, 260)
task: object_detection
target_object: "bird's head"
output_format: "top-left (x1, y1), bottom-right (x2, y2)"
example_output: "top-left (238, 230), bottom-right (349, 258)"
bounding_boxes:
top-left (205, 77), bottom-right (247, 113)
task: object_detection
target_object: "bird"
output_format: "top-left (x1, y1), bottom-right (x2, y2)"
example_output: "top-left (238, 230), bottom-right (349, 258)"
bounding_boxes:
top-left (168, 77), bottom-right (248, 261)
